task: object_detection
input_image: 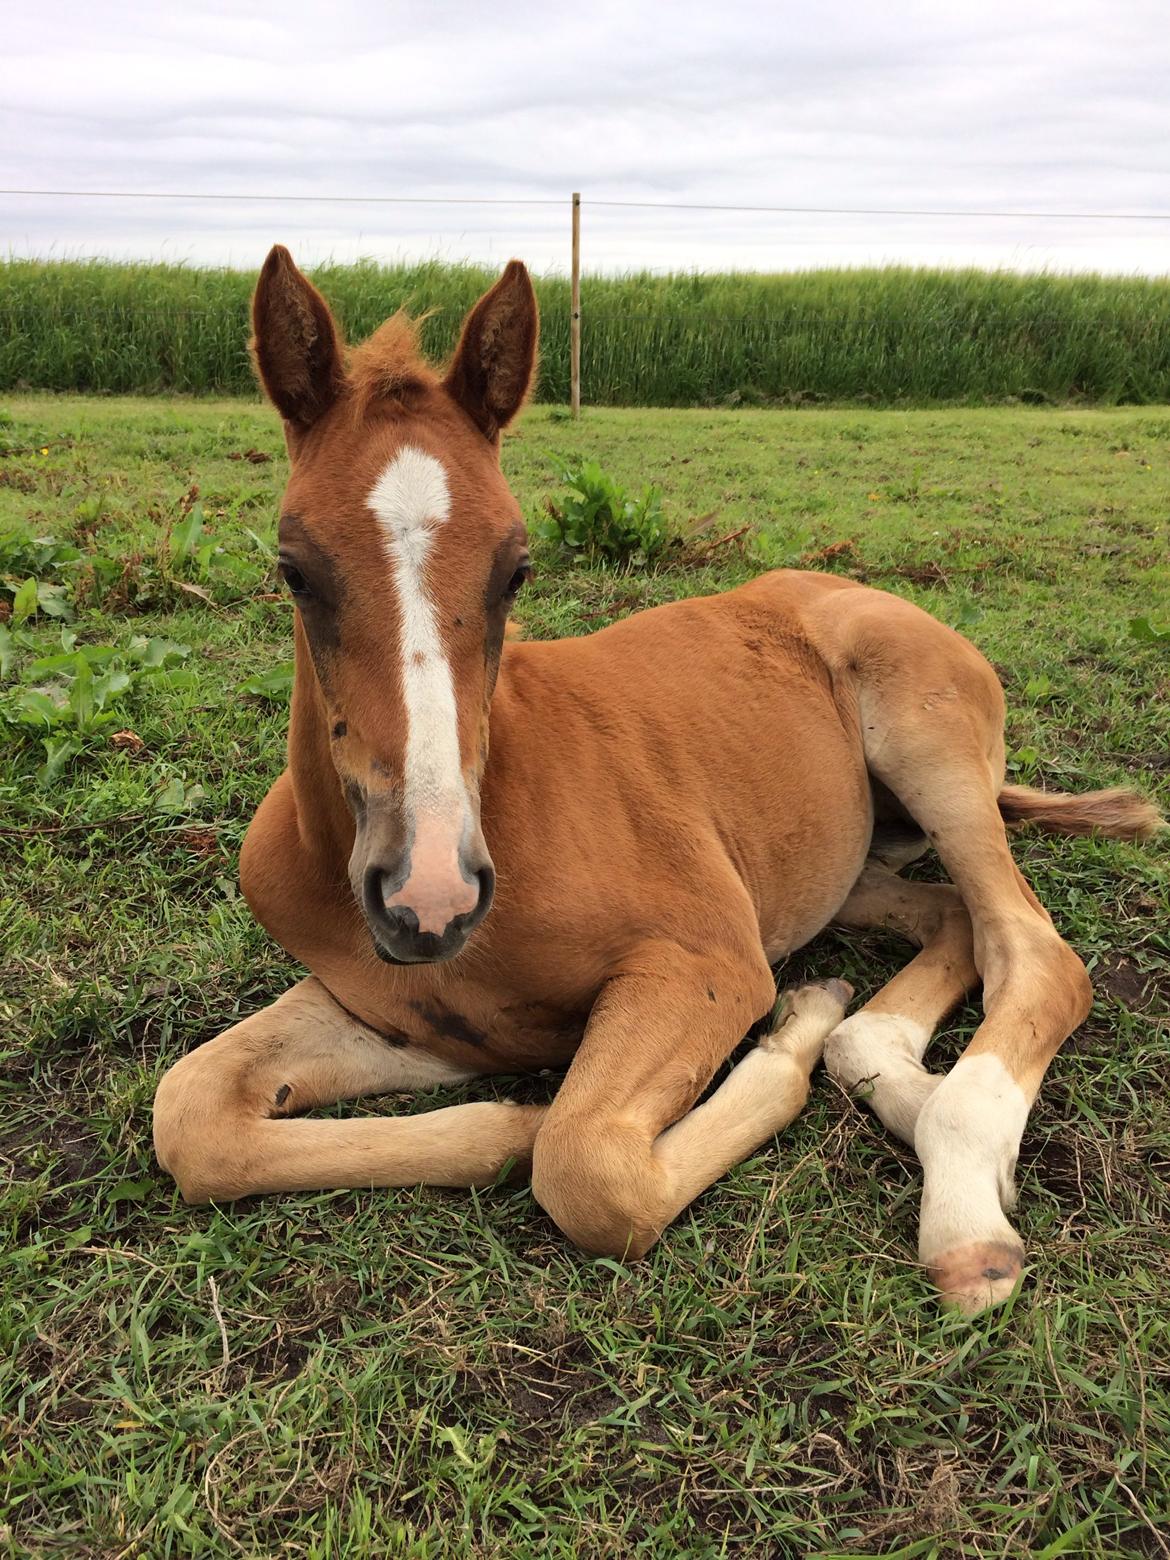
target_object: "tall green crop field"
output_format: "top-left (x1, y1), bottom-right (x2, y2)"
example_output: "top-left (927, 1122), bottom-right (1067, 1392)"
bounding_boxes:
top-left (2, 257), bottom-right (1169, 405)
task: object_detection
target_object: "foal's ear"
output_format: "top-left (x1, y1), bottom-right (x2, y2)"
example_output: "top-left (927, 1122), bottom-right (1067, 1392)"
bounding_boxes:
top-left (444, 260), bottom-right (539, 443)
top-left (251, 245), bottom-right (346, 432)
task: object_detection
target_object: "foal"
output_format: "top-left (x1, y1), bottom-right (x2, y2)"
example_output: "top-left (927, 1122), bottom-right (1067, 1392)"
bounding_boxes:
top-left (154, 248), bottom-right (1163, 1313)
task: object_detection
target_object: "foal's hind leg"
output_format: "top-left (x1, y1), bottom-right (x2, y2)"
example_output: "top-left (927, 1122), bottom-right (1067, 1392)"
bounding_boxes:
top-left (856, 670), bottom-right (1091, 1313)
top-left (153, 978), bottom-right (544, 1202)
top-left (824, 864), bottom-right (979, 1144)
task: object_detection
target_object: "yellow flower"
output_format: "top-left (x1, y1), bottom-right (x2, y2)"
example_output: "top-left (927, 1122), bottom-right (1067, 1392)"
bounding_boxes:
top-left (40, 446), bottom-right (49, 455)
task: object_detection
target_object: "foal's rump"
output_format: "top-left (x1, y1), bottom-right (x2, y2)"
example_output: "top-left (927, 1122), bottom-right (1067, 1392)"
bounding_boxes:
top-left (756, 567), bottom-right (1165, 849)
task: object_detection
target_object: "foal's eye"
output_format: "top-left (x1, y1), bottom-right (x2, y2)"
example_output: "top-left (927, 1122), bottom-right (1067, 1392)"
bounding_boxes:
top-left (279, 562), bottom-right (311, 598)
top-left (504, 564), bottom-right (532, 599)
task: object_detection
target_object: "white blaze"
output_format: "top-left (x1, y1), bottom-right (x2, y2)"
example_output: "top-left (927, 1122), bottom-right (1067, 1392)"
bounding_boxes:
top-left (367, 445), bottom-right (470, 848)
top-left (915, 1052), bottom-right (1030, 1265)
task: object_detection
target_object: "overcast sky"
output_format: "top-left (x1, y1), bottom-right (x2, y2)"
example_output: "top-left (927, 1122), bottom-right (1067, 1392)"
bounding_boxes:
top-left (3, 0), bottom-right (1168, 275)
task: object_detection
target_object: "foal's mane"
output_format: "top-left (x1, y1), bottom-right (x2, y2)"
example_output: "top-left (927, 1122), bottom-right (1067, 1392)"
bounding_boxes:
top-left (346, 313), bottom-right (438, 421)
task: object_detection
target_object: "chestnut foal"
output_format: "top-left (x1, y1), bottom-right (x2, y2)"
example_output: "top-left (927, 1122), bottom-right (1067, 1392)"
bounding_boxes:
top-left (154, 248), bottom-right (1163, 1313)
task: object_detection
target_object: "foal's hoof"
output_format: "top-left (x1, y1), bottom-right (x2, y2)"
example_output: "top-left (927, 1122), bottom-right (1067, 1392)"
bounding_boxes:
top-left (765, 980), bottom-right (853, 1066)
top-left (817, 977), bottom-right (854, 1010)
top-left (773, 978), bottom-right (853, 1026)
top-left (927, 1241), bottom-right (1026, 1315)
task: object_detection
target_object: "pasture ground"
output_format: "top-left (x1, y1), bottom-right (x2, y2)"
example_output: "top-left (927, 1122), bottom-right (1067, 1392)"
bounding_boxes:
top-left (1, 396), bottom-right (1168, 1558)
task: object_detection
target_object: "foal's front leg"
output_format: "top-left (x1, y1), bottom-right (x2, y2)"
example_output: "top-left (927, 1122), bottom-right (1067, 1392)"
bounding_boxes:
top-left (153, 977), bottom-right (544, 1202)
top-left (531, 942), bottom-right (849, 1259)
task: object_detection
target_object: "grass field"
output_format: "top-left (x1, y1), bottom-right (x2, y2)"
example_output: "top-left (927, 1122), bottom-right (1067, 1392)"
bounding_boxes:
top-left (4, 259), bottom-right (1170, 406)
top-left (1, 394), bottom-right (1169, 1557)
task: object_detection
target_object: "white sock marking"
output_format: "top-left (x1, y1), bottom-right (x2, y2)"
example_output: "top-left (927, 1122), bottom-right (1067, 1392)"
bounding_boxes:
top-left (824, 1011), bottom-right (934, 1144)
top-left (367, 445), bottom-right (470, 843)
top-left (914, 1053), bottom-right (1029, 1263)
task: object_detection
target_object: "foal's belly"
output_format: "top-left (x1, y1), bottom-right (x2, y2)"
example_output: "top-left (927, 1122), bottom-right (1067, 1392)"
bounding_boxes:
top-left (759, 829), bottom-right (871, 964)
top-left (756, 784), bottom-right (873, 964)
top-left (723, 679), bottom-right (873, 964)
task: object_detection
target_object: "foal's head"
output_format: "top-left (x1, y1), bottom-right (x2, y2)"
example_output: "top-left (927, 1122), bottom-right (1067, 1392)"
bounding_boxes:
top-left (252, 246), bottom-right (538, 965)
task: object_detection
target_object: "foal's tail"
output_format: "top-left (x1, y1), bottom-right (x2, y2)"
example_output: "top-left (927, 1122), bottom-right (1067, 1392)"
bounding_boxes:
top-left (998, 783), bottom-right (1166, 842)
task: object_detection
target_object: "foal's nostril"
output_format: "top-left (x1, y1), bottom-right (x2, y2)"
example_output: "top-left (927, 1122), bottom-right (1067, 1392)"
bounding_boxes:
top-left (474, 864), bottom-right (496, 919)
top-left (362, 863), bottom-right (390, 920)
top-left (380, 897), bottom-right (418, 935)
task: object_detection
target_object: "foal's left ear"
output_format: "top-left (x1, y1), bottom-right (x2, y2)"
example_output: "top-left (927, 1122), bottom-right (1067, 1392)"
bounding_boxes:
top-left (444, 260), bottom-right (539, 444)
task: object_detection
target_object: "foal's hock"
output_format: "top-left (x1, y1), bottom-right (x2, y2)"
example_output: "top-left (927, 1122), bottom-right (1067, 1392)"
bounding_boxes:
top-left (152, 248), bottom-right (1164, 1315)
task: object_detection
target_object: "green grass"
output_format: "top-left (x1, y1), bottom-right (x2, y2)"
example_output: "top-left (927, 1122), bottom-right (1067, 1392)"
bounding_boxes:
top-left (1, 395), bottom-right (1168, 1557)
top-left (4, 259), bottom-right (1170, 405)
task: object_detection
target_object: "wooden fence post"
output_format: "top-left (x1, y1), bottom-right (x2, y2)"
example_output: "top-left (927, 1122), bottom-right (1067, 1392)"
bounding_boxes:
top-left (570, 191), bottom-right (581, 418)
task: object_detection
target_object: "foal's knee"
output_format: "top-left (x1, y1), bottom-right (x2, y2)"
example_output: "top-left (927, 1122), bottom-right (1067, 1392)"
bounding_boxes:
top-left (153, 1051), bottom-right (256, 1204)
top-left (531, 1116), bottom-right (663, 1261)
top-left (1054, 938), bottom-right (1093, 1030)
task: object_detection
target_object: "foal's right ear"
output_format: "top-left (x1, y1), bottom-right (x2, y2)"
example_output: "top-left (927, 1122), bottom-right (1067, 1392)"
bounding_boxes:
top-left (251, 245), bottom-right (346, 433)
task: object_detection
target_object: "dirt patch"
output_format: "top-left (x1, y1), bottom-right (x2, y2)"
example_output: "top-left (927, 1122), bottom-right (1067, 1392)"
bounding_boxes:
top-left (224, 1335), bottom-right (311, 1391)
top-left (0, 467), bottom-right (39, 493)
top-left (1092, 954), bottom-right (1168, 1014)
top-left (0, 1106), bottom-right (108, 1245)
top-left (0, 1035), bottom-right (109, 1184)
top-left (889, 560), bottom-right (951, 588)
top-left (1022, 1133), bottom-right (1090, 1207)
top-left (1121, 750), bottom-right (1170, 774)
